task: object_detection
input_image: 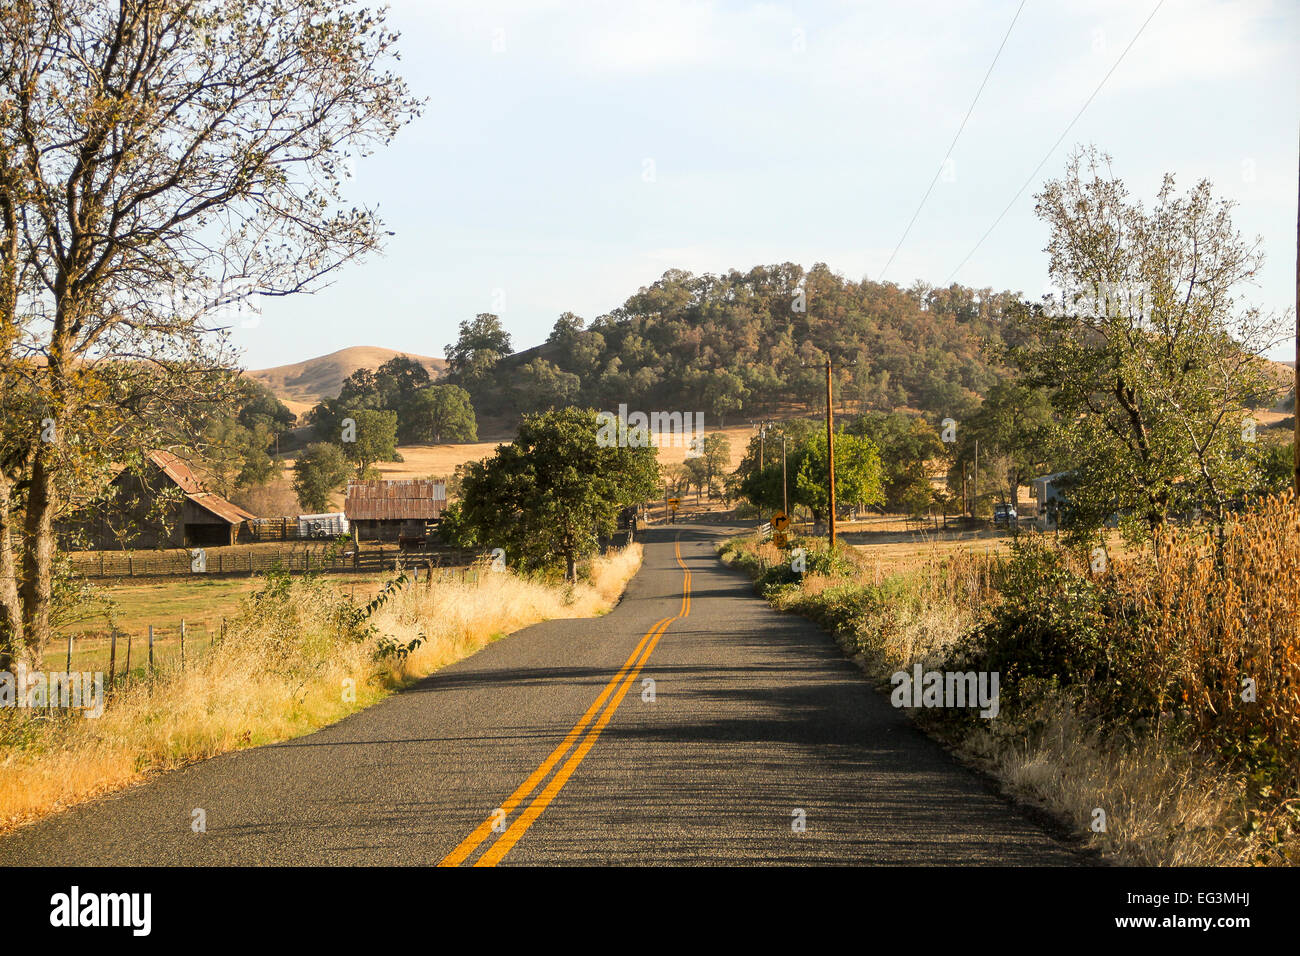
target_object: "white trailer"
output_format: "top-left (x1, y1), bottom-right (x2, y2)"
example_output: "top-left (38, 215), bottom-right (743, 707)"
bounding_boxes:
top-left (297, 513), bottom-right (350, 539)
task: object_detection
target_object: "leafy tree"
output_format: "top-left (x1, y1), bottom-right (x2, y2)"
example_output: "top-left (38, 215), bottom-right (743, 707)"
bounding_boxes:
top-left (512, 358), bottom-right (580, 413)
top-left (446, 313), bottom-right (513, 380)
top-left (336, 367), bottom-right (381, 407)
top-left (340, 408), bottom-right (399, 477)
top-left (701, 432), bottom-right (731, 497)
top-left (237, 379), bottom-right (297, 433)
top-left (546, 311), bottom-right (585, 345)
top-left (292, 443), bottom-right (351, 513)
top-left (199, 378), bottom-right (295, 495)
top-left (850, 412), bottom-right (945, 513)
top-left (406, 385), bottom-right (477, 443)
top-left (0, 0), bottom-right (417, 662)
top-left (736, 419), bottom-right (817, 514)
top-left (794, 430), bottom-right (885, 522)
top-left (1254, 437), bottom-right (1296, 494)
top-left (444, 408), bottom-right (658, 580)
top-left (662, 462), bottom-right (692, 497)
top-left (1009, 147), bottom-right (1288, 538)
top-left (374, 355), bottom-right (431, 408)
top-left (947, 382), bottom-right (1054, 515)
top-left (200, 417), bottom-right (281, 496)
top-left (682, 456), bottom-right (709, 500)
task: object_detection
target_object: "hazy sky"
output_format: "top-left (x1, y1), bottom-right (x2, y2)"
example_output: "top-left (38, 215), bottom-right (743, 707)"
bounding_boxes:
top-left (238, 0), bottom-right (1299, 369)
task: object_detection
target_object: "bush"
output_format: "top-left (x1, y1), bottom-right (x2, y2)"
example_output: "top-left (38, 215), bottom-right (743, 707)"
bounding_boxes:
top-left (946, 538), bottom-right (1149, 717)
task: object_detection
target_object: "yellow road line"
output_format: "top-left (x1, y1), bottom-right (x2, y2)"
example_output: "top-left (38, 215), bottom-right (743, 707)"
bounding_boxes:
top-left (472, 538), bottom-right (692, 866)
top-left (437, 614), bottom-right (671, 867)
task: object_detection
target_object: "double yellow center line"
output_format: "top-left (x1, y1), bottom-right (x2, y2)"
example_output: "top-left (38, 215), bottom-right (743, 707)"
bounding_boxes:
top-left (439, 537), bottom-right (692, 867)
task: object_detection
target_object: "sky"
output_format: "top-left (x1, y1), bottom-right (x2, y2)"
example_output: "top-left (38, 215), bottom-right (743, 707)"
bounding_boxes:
top-left (238, 0), bottom-right (1299, 370)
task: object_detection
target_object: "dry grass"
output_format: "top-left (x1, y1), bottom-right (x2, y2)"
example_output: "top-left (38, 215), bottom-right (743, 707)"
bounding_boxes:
top-left (967, 698), bottom-right (1290, 865)
top-left (724, 499), bottom-right (1300, 866)
top-left (1121, 496), bottom-right (1300, 765)
top-left (0, 544), bottom-right (642, 833)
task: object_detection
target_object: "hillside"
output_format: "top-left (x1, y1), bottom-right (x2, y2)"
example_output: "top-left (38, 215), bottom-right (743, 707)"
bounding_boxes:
top-left (247, 268), bottom-right (1295, 432)
top-left (247, 346), bottom-right (446, 417)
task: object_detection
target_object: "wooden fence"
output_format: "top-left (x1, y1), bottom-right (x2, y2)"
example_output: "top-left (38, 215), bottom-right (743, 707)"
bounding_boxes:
top-left (71, 545), bottom-right (484, 579)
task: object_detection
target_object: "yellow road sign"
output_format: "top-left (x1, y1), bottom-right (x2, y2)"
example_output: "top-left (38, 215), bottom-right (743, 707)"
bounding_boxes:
top-left (667, 497), bottom-right (680, 508)
top-left (773, 531), bottom-right (788, 548)
top-left (772, 512), bottom-right (790, 531)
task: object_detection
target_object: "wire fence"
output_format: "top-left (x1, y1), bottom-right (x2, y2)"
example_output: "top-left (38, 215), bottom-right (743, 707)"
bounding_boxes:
top-left (69, 544), bottom-right (483, 579)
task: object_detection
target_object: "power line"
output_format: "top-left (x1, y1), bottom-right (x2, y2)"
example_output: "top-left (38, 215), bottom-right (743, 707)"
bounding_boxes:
top-left (945, 0), bottom-right (1166, 285)
top-left (878, 0), bottom-right (1027, 282)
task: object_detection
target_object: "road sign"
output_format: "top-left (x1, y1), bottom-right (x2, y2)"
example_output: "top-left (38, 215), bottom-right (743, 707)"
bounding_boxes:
top-left (773, 531), bottom-right (788, 548)
top-left (667, 497), bottom-right (680, 508)
top-left (772, 512), bottom-right (790, 531)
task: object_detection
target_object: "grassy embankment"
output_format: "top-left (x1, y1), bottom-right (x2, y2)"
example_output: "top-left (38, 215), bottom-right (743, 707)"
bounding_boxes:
top-left (720, 498), bottom-right (1299, 866)
top-left (47, 572), bottom-right (400, 675)
top-left (0, 545), bottom-right (642, 832)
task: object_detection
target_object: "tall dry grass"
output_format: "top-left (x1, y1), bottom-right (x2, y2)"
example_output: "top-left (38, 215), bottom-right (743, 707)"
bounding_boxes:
top-left (0, 544), bottom-right (641, 832)
top-left (724, 500), bottom-right (1300, 865)
top-left (1119, 496), bottom-right (1300, 770)
top-left (967, 698), bottom-right (1284, 865)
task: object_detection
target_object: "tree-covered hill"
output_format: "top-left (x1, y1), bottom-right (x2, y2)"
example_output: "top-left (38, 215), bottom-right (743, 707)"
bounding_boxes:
top-left (449, 263), bottom-right (1029, 427)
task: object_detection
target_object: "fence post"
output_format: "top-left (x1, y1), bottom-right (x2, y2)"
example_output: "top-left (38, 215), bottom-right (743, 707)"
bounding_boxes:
top-left (109, 631), bottom-right (117, 689)
top-left (66, 634), bottom-right (72, 673)
top-left (128, 555), bottom-right (133, 576)
top-left (148, 625), bottom-right (154, 672)
top-left (125, 633), bottom-right (132, 675)
top-left (180, 619), bottom-right (186, 670)
top-left (99, 551), bottom-right (105, 577)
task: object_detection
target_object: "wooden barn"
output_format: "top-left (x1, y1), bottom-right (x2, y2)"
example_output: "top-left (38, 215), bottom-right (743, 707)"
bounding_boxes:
top-left (78, 450), bottom-right (257, 549)
top-left (344, 479), bottom-right (446, 543)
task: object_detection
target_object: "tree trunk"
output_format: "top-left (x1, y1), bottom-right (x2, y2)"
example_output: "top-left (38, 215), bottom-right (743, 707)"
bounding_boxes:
top-left (19, 448), bottom-right (55, 665)
top-left (0, 475), bottom-right (25, 667)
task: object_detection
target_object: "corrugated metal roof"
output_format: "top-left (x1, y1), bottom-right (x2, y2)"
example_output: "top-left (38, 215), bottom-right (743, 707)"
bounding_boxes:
top-left (345, 479), bottom-right (446, 521)
top-left (186, 492), bottom-right (257, 525)
top-left (147, 450), bottom-right (203, 494)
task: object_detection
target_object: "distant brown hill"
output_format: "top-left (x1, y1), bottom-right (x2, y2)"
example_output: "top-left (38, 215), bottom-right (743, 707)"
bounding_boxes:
top-left (246, 346), bottom-right (446, 417)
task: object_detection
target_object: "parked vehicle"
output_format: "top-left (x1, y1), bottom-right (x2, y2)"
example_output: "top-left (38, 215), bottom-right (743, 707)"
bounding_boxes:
top-left (993, 503), bottom-right (1017, 526)
top-left (298, 513), bottom-right (349, 539)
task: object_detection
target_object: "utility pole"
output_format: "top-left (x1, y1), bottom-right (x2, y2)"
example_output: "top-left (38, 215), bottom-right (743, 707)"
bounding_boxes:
top-left (758, 423), bottom-right (766, 471)
top-left (827, 358), bottom-right (837, 548)
top-left (1294, 130), bottom-right (1299, 496)
top-left (973, 438), bottom-right (979, 520)
top-left (782, 435), bottom-right (789, 515)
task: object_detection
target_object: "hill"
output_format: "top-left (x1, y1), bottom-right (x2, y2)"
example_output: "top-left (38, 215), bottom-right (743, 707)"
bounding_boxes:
top-left (246, 346), bottom-right (446, 417)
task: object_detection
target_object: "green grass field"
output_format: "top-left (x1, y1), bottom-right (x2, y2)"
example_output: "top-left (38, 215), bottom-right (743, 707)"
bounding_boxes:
top-left (48, 573), bottom-right (394, 674)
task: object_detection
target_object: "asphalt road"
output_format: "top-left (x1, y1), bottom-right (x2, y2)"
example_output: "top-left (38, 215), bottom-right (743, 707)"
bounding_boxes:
top-left (0, 524), bottom-right (1083, 866)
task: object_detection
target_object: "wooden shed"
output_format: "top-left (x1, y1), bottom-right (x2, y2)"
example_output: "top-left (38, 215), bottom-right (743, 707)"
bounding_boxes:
top-left (344, 479), bottom-right (446, 542)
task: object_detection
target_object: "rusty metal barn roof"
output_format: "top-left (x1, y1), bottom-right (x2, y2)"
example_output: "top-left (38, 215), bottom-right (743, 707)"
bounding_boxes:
top-left (146, 450), bottom-right (204, 494)
top-left (344, 479), bottom-right (447, 521)
top-left (186, 492), bottom-right (257, 525)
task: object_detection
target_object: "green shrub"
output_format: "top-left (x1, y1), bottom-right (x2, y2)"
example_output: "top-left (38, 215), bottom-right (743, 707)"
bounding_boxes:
top-left (943, 537), bottom-right (1155, 720)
